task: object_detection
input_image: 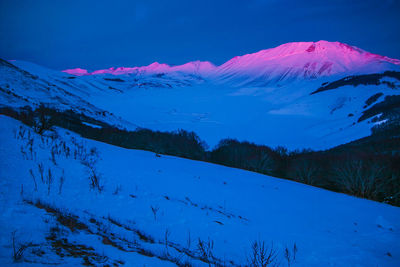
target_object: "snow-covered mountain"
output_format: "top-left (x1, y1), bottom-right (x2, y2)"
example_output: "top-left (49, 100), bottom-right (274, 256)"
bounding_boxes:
top-left (2, 41), bottom-right (400, 149)
top-left (63, 40), bottom-right (400, 85)
top-left (211, 41), bottom-right (400, 86)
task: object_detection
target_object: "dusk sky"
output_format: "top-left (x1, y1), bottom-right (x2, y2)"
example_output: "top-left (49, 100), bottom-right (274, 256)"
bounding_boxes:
top-left (1, 0), bottom-right (399, 70)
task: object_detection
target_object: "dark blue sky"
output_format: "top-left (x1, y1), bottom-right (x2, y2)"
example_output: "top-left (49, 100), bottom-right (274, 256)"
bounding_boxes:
top-left (1, 0), bottom-right (399, 70)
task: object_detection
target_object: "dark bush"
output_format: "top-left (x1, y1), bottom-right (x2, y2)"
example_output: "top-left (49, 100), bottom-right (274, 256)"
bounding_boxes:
top-left (210, 139), bottom-right (281, 176)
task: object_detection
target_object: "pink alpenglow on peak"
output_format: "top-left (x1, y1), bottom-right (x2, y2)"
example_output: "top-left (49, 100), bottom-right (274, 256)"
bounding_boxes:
top-left (170, 61), bottom-right (217, 74)
top-left (212, 41), bottom-right (400, 85)
top-left (62, 41), bottom-right (400, 84)
top-left (62, 61), bottom-right (217, 77)
top-left (63, 68), bottom-right (89, 76)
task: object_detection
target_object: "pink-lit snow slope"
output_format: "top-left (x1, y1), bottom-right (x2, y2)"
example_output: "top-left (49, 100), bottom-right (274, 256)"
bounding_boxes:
top-left (63, 41), bottom-right (400, 82)
top-left (212, 41), bottom-right (400, 85)
top-left (63, 61), bottom-right (216, 76)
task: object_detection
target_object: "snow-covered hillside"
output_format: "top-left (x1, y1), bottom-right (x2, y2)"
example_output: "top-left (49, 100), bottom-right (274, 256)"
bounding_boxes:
top-left (0, 59), bottom-right (134, 130)
top-left (1, 115), bottom-right (399, 266)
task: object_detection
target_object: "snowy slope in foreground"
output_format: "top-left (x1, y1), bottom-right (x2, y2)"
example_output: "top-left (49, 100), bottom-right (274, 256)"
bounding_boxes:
top-left (1, 115), bottom-right (399, 266)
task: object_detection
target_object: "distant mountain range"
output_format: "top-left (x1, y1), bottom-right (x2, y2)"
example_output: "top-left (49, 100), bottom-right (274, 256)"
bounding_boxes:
top-left (63, 41), bottom-right (400, 83)
top-left (2, 41), bottom-right (400, 149)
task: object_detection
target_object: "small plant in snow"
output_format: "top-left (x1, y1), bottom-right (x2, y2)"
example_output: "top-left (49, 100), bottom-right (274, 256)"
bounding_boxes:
top-left (164, 228), bottom-right (171, 256)
top-left (284, 243), bottom-right (298, 267)
top-left (27, 137), bottom-right (35, 160)
top-left (37, 163), bottom-right (44, 183)
top-left (186, 230), bottom-right (192, 249)
top-left (59, 170), bottom-right (65, 194)
top-left (113, 184), bottom-right (122, 195)
top-left (50, 146), bottom-right (57, 165)
top-left (46, 168), bottom-right (53, 195)
top-left (29, 169), bottom-right (37, 191)
top-left (20, 145), bottom-right (27, 160)
top-left (11, 230), bottom-right (33, 262)
top-left (151, 205), bottom-right (160, 221)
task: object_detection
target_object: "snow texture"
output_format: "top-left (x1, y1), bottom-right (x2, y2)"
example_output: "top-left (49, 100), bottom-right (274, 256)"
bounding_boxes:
top-left (0, 115), bottom-right (399, 266)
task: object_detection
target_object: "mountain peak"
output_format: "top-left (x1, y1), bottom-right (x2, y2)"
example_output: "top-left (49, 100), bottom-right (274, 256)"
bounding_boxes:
top-left (233, 41), bottom-right (387, 61)
top-left (212, 41), bottom-right (400, 85)
top-left (63, 68), bottom-right (89, 76)
top-left (62, 41), bottom-right (400, 84)
top-left (238, 41), bottom-right (400, 64)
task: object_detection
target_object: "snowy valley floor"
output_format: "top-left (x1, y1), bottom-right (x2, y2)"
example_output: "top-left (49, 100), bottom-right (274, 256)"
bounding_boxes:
top-left (0, 114), bottom-right (399, 266)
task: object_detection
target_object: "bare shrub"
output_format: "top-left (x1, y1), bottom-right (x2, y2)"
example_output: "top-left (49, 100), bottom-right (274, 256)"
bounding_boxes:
top-left (256, 151), bottom-right (275, 174)
top-left (247, 240), bottom-right (278, 267)
top-left (291, 158), bottom-right (320, 185)
top-left (383, 173), bottom-right (400, 206)
top-left (32, 104), bottom-right (53, 135)
top-left (80, 147), bottom-right (99, 168)
top-left (87, 167), bottom-right (103, 192)
top-left (333, 159), bottom-right (386, 199)
top-left (196, 237), bottom-right (214, 264)
top-left (78, 146), bottom-right (103, 192)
